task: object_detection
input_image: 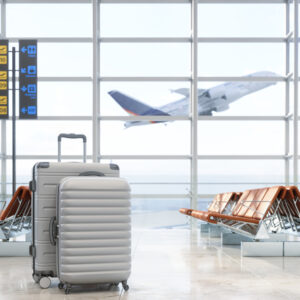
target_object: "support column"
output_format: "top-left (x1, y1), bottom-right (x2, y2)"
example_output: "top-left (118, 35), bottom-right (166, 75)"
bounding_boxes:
top-left (190, 0), bottom-right (198, 230)
top-left (92, 0), bottom-right (100, 162)
top-left (285, 0), bottom-right (290, 185)
top-left (294, 0), bottom-right (299, 185)
top-left (1, 0), bottom-right (7, 197)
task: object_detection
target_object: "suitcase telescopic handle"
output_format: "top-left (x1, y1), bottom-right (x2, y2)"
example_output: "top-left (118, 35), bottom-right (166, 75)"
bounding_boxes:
top-left (49, 216), bottom-right (58, 246)
top-left (58, 133), bottom-right (87, 163)
top-left (79, 171), bottom-right (105, 177)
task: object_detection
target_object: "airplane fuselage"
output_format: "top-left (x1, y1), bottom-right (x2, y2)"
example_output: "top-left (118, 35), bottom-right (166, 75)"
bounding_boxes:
top-left (111, 71), bottom-right (278, 128)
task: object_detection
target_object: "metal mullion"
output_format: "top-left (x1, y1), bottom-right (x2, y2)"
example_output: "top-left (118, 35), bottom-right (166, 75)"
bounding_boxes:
top-left (93, 0), bottom-right (100, 162)
top-left (191, 0), bottom-right (198, 230)
top-left (100, 76), bottom-right (191, 82)
top-left (100, 0), bottom-right (190, 3)
top-left (285, 0), bottom-right (291, 185)
top-left (198, 0), bottom-right (286, 3)
top-left (4, 0), bottom-right (288, 3)
top-left (98, 155), bottom-right (191, 160)
top-left (5, 155), bottom-right (94, 160)
top-left (198, 116), bottom-right (286, 121)
top-left (198, 76), bottom-right (286, 82)
top-left (100, 0), bottom-right (286, 3)
top-left (100, 37), bottom-right (191, 43)
top-left (37, 76), bottom-right (92, 82)
top-left (1, 0), bottom-right (6, 198)
top-left (100, 116), bottom-right (286, 121)
top-left (198, 155), bottom-right (287, 159)
top-left (9, 116), bottom-right (92, 121)
top-left (100, 76), bottom-right (286, 82)
top-left (98, 37), bottom-right (288, 43)
top-left (100, 116), bottom-right (190, 121)
top-left (294, 0), bottom-right (299, 185)
top-left (198, 37), bottom-right (287, 43)
top-left (7, 0), bottom-right (91, 3)
top-left (7, 116), bottom-right (91, 121)
top-left (8, 37), bottom-right (92, 43)
top-left (3, 154), bottom-right (287, 160)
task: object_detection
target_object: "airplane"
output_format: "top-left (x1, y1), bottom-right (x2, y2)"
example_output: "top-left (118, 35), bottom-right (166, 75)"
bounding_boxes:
top-left (108, 71), bottom-right (278, 128)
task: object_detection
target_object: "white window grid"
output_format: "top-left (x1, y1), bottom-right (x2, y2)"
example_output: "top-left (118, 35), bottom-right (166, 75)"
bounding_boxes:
top-left (0, 0), bottom-right (298, 229)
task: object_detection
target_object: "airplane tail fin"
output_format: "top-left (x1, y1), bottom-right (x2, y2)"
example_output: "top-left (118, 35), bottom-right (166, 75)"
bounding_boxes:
top-left (108, 90), bottom-right (169, 116)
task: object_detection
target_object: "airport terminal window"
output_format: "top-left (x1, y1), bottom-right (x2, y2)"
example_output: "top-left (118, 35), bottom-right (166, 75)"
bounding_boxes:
top-left (101, 121), bottom-right (190, 155)
top-left (197, 159), bottom-right (285, 193)
top-left (100, 3), bottom-right (190, 37)
top-left (198, 4), bottom-right (285, 37)
top-left (38, 82), bottom-right (92, 116)
top-left (38, 43), bottom-right (92, 77)
top-left (100, 82), bottom-right (190, 116)
top-left (198, 43), bottom-right (285, 77)
top-left (197, 121), bottom-right (284, 155)
top-left (198, 82), bottom-right (285, 116)
top-left (5, 121), bottom-right (92, 156)
top-left (101, 159), bottom-right (190, 195)
top-left (0, 0), bottom-right (297, 229)
top-left (100, 43), bottom-right (190, 77)
top-left (6, 4), bottom-right (92, 38)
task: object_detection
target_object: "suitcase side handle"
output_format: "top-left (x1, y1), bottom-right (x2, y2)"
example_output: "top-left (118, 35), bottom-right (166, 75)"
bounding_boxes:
top-left (79, 171), bottom-right (105, 177)
top-left (58, 133), bottom-right (87, 163)
top-left (49, 216), bottom-right (58, 246)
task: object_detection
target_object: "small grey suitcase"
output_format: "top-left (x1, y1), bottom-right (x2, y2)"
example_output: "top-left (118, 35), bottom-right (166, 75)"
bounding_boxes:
top-left (30, 134), bottom-right (120, 288)
top-left (50, 176), bottom-right (131, 294)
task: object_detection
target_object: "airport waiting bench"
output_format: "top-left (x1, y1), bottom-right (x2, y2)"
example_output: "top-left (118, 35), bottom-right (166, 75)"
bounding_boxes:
top-left (179, 192), bottom-right (240, 224)
top-left (0, 186), bottom-right (31, 240)
top-left (179, 186), bottom-right (300, 240)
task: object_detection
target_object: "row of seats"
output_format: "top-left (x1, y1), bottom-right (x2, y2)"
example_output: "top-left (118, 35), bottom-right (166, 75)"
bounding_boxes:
top-left (0, 186), bottom-right (31, 240)
top-left (180, 186), bottom-right (300, 238)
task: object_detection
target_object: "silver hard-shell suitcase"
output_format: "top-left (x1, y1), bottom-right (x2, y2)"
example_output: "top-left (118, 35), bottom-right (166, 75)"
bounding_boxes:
top-left (51, 176), bottom-right (131, 294)
top-left (30, 134), bottom-right (120, 288)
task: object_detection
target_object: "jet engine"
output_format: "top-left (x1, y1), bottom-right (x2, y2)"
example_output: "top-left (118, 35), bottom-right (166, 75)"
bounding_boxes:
top-left (206, 86), bottom-right (226, 99)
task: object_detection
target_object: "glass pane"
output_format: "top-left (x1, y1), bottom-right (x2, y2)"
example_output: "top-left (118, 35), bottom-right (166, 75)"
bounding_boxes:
top-left (38, 82), bottom-right (92, 116)
top-left (101, 159), bottom-right (190, 195)
top-left (101, 121), bottom-right (190, 155)
top-left (6, 121), bottom-right (92, 155)
top-left (100, 43), bottom-right (190, 77)
top-left (197, 81), bottom-right (284, 116)
top-left (100, 4), bottom-right (190, 37)
top-left (197, 159), bottom-right (285, 210)
top-left (38, 43), bottom-right (92, 77)
top-left (6, 4), bottom-right (92, 37)
top-left (198, 4), bottom-right (285, 37)
top-left (131, 198), bottom-right (189, 229)
top-left (198, 43), bottom-right (284, 76)
top-left (100, 82), bottom-right (190, 116)
top-left (197, 121), bottom-right (284, 155)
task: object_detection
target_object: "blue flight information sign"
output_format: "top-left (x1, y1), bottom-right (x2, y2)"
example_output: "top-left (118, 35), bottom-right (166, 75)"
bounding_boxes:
top-left (19, 40), bottom-right (37, 119)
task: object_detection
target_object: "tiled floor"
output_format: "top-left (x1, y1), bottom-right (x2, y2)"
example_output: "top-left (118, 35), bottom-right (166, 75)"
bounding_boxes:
top-left (1, 229), bottom-right (300, 299)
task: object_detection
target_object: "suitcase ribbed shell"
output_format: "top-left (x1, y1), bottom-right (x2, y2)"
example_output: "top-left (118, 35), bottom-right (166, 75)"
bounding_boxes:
top-left (57, 177), bottom-right (131, 285)
top-left (32, 162), bottom-right (119, 276)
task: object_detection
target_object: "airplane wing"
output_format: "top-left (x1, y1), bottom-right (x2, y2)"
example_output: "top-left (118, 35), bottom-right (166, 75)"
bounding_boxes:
top-left (108, 90), bottom-right (170, 116)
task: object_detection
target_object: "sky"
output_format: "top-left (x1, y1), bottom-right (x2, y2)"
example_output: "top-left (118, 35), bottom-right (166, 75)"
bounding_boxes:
top-left (0, 2), bottom-right (295, 191)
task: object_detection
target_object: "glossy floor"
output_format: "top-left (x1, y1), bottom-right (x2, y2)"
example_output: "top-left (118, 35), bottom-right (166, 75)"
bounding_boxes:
top-left (1, 229), bottom-right (300, 299)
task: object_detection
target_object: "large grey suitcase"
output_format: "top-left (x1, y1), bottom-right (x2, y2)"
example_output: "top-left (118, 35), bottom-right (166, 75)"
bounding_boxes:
top-left (51, 176), bottom-right (131, 294)
top-left (30, 134), bottom-right (120, 287)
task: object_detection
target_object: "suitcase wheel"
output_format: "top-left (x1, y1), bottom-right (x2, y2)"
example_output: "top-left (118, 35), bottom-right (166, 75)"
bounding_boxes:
top-left (39, 277), bottom-right (51, 289)
top-left (64, 284), bottom-right (72, 294)
top-left (122, 281), bottom-right (129, 292)
top-left (58, 283), bottom-right (64, 290)
top-left (32, 273), bottom-right (40, 284)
